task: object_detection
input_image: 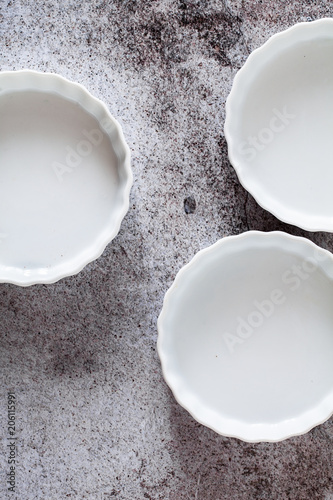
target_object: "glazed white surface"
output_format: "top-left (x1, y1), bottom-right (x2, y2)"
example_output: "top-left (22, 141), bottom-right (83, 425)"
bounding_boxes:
top-left (158, 231), bottom-right (333, 441)
top-left (225, 19), bottom-right (333, 232)
top-left (0, 70), bottom-right (132, 285)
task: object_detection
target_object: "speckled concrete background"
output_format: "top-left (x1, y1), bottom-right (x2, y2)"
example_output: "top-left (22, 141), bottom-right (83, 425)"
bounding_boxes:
top-left (0, 1), bottom-right (333, 499)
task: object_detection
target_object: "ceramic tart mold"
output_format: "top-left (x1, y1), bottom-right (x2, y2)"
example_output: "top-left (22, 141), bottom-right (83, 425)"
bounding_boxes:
top-left (0, 70), bottom-right (132, 286)
top-left (225, 18), bottom-right (333, 232)
top-left (158, 231), bottom-right (333, 442)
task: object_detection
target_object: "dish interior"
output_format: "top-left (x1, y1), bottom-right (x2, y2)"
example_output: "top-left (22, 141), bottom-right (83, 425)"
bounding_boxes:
top-left (0, 89), bottom-right (123, 282)
top-left (160, 235), bottom-right (333, 438)
top-left (229, 30), bottom-right (333, 228)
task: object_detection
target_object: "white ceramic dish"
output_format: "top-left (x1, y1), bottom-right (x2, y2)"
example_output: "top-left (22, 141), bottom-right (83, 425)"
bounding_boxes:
top-left (157, 231), bottom-right (333, 442)
top-left (0, 70), bottom-right (132, 286)
top-left (225, 19), bottom-right (333, 232)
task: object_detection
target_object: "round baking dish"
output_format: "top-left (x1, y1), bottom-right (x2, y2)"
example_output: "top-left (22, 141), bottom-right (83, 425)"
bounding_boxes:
top-left (0, 70), bottom-right (132, 285)
top-left (158, 231), bottom-right (333, 441)
top-left (225, 19), bottom-right (333, 231)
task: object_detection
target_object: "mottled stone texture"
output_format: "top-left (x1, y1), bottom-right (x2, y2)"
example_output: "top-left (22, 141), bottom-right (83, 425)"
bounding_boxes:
top-left (0, 1), bottom-right (332, 499)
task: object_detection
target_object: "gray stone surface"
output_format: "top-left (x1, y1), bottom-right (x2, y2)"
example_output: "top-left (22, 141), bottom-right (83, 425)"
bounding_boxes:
top-left (0, 1), bottom-right (333, 499)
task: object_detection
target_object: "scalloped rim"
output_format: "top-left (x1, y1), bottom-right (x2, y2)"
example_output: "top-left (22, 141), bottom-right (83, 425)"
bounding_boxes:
top-left (224, 18), bottom-right (333, 232)
top-left (0, 70), bottom-right (132, 286)
top-left (157, 231), bottom-right (333, 442)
